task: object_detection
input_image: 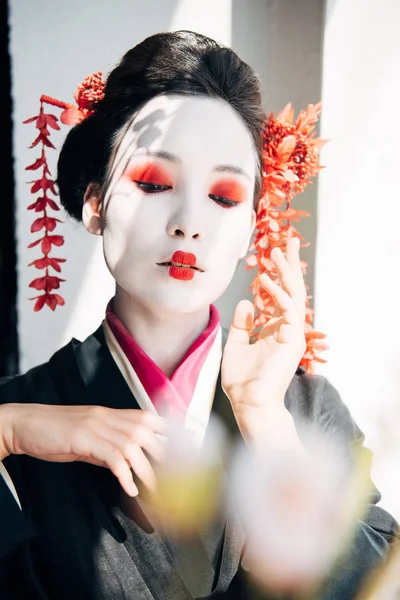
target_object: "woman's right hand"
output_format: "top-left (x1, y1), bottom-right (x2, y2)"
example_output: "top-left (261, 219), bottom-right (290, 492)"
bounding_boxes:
top-left (0, 403), bottom-right (167, 497)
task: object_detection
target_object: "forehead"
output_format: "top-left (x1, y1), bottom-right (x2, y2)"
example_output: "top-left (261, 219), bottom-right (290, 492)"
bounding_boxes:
top-left (112, 94), bottom-right (257, 178)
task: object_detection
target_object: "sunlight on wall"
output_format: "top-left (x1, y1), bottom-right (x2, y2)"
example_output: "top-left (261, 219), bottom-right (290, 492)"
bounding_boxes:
top-left (170, 0), bottom-right (232, 45)
top-left (315, 0), bottom-right (400, 519)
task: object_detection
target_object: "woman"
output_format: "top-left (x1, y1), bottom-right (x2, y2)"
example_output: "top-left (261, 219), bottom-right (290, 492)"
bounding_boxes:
top-left (0, 30), bottom-right (397, 599)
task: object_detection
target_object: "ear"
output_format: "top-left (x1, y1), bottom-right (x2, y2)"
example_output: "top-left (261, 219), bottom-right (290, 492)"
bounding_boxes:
top-left (238, 209), bottom-right (256, 259)
top-left (82, 183), bottom-right (103, 236)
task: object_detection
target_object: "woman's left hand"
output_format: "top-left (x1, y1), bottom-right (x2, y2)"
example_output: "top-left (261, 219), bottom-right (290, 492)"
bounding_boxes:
top-left (221, 237), bottom-right (307, 440)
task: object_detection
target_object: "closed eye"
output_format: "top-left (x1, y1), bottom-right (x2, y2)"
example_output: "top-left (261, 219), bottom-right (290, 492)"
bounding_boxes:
top-left (209, 194), bottom-right (240, 208)
top-left (134, 181), bottom-right (173, 193)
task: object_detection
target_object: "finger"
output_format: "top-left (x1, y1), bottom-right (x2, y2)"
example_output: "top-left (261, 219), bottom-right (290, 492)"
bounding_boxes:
top-left (259, 273), bottom-right (299, 325)
top-left (269, 246), bottom-right (306, 316)
top-left (285, 237), bottom-right (307, 293)
top-left (285, 236), bottom-right (300, 263)
top-left (227, 300), bottom-right (254, 345)
top-left (269, 246), bottom-right (298, 300)
top-left (86, 438), bottom-right (138, 497)
top-left (124, 443), bottom-right (158, 493)
top-left (109, 419), bottom-right (166, 463)
top-left (259, 316), bottom-right (282, 340)
top-left (70, 430), bottom-right (138, 496)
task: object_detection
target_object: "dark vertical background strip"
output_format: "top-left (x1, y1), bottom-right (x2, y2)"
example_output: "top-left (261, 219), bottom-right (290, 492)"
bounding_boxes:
top-left (0, 0), bottom-right (19, 377)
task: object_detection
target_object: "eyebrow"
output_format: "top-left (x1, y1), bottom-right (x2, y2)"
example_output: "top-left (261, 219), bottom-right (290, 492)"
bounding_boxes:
top-left (214, 164), bottom-right (251, 180)
top-left (131, 150), bottom-right (252, 180)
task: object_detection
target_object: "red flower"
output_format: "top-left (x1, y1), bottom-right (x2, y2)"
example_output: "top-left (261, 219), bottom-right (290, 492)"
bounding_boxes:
top-left (27, 196), bottom-right (60, 212)
top-left (74, 71), bottom-right (105, 111)
top-left (26, 154), bottom-right (47, 171)
top-left (24, 104), bottom-right (66, 311)
top-left (246, 103), bottom-right (329, 373)
top-left (23, 113), bottom-right (60, 131)
top-left (29, 275), bottom-right (65, 292)
top-left (29, 177), bottom-right (57, 195)
top-left (30, 216), bottom-right (61, 233)
top-left (60, 107), bottom-right (86, 125)
top-left (28, 257), bottom-right (66, 272)
top-left (30, 131), bottom-right (55, 149)
top-left (27, 235), bottom-right (64, 253)
top-left (31, 293), bottom-right (65, 312)
top-left (24, 72), bottom-right (106, 311)
top-left (41, 235), bottom-right (64, 254)
top-left (60, 71), bottom-right (105, 125)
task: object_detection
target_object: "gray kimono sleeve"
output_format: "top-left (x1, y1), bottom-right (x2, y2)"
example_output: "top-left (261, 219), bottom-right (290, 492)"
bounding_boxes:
top-left (284, 370), bottom-right (399, 599)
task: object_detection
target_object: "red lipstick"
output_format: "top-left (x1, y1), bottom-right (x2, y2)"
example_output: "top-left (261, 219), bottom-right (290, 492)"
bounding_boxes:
top-left (172, 250), bottom-right (196, 267)
top-left (157, 250), bottom-right (201, 281)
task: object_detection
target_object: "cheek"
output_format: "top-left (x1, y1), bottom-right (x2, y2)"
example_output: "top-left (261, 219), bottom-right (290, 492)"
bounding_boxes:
top-left (102, 197), bottom-right (166, 272)
top-left (102, 202), bottom-right (141, 267)
top-left (211, 211), bottom-right (252, 259)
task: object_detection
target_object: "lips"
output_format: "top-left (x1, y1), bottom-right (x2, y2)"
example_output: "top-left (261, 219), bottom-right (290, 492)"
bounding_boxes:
top-left (157, 250), bottom-right (203, 281)
top-left (157, 250), bottom-right (203, 271)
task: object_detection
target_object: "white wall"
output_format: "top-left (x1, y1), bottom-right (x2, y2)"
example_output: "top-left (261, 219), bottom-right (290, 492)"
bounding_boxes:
top-left (10, 0), bottom-right (323, 372)
top-left (316, 0), bottom-right (400, 519)
top-left (229, 0), bottom-right (324, 315)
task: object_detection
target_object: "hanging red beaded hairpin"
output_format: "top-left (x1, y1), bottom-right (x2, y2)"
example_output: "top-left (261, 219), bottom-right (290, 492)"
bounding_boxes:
top-left (23, 72), bottom-right (327, 372)
top-left (23, 71), bottom-right (105, 312)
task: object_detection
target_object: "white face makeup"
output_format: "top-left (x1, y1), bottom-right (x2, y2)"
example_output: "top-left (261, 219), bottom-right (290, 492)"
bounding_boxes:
top-left (86, 94), bottom-right (257, 316)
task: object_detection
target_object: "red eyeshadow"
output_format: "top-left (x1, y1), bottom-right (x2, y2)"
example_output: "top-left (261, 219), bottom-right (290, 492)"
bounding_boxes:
top-left (125, 162), bottom-right (174, 186)
top-left (210, 180), bottom-right (246, 203)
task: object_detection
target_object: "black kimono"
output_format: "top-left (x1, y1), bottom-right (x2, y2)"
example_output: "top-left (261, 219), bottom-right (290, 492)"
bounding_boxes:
top-left (0, 326), bottom-right (398, 599)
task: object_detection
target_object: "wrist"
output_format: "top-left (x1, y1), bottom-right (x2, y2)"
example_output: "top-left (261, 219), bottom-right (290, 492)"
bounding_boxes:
top-left (0, 404), bottom-right (15, 461)
top-left (236, 403), bottom-right (302, 451)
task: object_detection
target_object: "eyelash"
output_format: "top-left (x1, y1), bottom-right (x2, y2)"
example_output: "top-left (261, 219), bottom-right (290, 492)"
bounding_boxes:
top-left (134, 181), bottom-right (172, 193)
top-left (208, 194), bottom-right (240, 207)
top-left (134, 181), bottom-right (240, 208)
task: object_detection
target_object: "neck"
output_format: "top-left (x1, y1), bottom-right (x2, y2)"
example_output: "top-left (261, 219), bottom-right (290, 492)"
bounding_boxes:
top-left (112, 288), bottom-right (211, 377)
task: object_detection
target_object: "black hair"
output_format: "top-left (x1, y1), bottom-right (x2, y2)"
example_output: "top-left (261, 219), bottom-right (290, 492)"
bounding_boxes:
top-left (57, 30), bottom-right (265, 221)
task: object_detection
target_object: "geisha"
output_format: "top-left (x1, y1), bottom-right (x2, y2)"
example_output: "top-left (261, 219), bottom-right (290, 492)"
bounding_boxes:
top-left (0, 30), bottom-right (397, 599)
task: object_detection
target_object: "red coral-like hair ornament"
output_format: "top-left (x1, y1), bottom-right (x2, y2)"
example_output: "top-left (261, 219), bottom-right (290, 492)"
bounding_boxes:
top-left (246, 102), bottom-right (329, 373)
top-left (23, 72), bottom-right (105, 311)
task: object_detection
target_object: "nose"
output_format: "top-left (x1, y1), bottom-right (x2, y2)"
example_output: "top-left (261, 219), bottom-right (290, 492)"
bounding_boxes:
top-left (166, 196), bottom-right (203, 240)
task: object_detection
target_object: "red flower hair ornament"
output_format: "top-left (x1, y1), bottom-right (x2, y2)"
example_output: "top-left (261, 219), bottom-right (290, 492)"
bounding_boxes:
top-left (23, 72), bottom-right (328, 372)
top-left (23, 72), bottom-right (105, 312)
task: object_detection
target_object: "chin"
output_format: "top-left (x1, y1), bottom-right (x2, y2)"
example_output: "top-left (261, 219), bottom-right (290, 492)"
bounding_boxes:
top-left (135, 288), bottom-right (216, 317)
top-left (115, 270), bottom-right (233, 315)
top-left (150, 293), bottom-right (212, 315)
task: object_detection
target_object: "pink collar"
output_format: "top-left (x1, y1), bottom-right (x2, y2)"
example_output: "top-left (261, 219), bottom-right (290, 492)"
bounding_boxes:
top-left (105, 302), bottom-right (220, 419)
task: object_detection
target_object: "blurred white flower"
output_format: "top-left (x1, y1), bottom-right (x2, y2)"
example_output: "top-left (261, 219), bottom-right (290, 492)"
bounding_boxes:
top-left (229, 427), bottom-right (372, 595)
